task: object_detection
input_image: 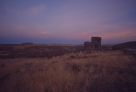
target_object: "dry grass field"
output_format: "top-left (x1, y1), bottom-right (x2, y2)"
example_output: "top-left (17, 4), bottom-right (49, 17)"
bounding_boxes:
top-left (0, 50), bottom-right (136, 92)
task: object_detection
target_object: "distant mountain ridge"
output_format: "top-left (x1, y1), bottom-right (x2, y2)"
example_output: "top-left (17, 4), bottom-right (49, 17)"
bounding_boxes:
top-left (112, 41), bottom-right (136, 50)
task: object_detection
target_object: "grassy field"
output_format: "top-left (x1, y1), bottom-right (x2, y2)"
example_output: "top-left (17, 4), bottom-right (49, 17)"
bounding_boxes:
top-left (0, 50), bottom-right (136, 92)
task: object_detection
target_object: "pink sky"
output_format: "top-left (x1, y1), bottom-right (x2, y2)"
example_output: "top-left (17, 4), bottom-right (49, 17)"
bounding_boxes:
top-left (0, 0), bottom-right (136, 44)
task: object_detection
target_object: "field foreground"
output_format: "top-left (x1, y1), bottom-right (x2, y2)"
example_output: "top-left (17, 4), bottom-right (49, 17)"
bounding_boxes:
top-left (0, 51), bottom-right (136, 92)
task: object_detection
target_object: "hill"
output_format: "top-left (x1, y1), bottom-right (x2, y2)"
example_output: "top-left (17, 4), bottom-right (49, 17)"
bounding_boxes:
top-left (112, 41), bottom-right (136, 50)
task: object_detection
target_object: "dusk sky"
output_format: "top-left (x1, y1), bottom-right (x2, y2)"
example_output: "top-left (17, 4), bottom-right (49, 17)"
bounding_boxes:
top-left (0, 0), bottom-right (136, 44)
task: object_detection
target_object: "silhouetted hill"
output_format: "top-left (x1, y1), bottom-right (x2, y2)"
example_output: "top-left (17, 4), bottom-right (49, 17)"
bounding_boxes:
top-left (21, 42), bottom-right (35, 45)
top-left (112, 41), bottom-right (136, 50)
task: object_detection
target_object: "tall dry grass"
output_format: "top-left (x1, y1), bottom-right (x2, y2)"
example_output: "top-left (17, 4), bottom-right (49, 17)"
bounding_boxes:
top-left (0, 51), bottom-right (136, 92)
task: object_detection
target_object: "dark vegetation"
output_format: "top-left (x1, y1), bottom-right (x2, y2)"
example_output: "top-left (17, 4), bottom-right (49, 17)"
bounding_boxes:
top-left (0, 44), bottom-right (83, 58)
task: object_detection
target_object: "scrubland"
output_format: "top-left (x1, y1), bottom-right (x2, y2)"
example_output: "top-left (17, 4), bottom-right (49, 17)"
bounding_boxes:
top-left (0, 51), bottom-right (136, 92)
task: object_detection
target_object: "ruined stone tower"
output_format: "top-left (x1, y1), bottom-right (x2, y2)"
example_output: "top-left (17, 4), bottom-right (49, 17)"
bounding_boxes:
top-left (84, 37), bottom-right (102, 50)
